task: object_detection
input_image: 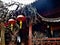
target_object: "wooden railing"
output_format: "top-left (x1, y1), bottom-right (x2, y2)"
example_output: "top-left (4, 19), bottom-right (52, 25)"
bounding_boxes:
top-left (32, 38), bottom-right (60, 45)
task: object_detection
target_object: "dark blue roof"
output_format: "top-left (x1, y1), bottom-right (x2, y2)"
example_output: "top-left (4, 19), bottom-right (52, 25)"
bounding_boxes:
top-left (32, 0), bottom-right (60, 17)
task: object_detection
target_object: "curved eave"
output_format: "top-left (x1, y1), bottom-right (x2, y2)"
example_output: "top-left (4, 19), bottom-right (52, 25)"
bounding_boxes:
top-left (42, 17), bottom-right (60, 22)
top-left (38, 13), bottom-right (60, 22)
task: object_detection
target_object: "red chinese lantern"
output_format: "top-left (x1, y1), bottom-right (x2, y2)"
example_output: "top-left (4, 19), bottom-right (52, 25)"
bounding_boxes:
top-left (17, 15), bottom-right (26, 29)
top-left (8, 19), bottom-right (16, 31)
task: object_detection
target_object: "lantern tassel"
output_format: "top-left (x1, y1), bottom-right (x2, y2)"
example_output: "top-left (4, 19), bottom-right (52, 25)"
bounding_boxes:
top-left (11, 24), bottom-right (13, 31)
top-left (20, 21), bottom-right (22, 29)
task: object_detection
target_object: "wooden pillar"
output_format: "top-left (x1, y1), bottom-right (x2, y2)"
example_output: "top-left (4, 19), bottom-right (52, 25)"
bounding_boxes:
top-left (1, 22), bottom-right (5, 45)
top-left (28, 22), bottom-right (32, 45)
top-left (0, 23), bottom-right (1, 45)
top-left (1, 29), bottom-right (5, 45)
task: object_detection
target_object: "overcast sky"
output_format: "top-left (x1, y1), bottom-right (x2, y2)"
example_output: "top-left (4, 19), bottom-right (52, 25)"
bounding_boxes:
top-left (1, 0), bottom-right (37, 10)
top-left (1, 0), bottom-right (37, 5)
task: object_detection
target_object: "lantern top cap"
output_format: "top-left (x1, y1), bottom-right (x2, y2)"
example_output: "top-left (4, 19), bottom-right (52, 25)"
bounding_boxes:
top-left (17, 15), bottom-right (24, 18)
top-left (8, 19), bottom-right (15, 21)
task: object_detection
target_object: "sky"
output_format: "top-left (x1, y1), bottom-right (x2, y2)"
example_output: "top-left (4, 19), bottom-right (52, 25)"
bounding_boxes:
top-left (1, 0), bottom-right (37, 10)
top-left (1, 0), bottom-right (37, 5)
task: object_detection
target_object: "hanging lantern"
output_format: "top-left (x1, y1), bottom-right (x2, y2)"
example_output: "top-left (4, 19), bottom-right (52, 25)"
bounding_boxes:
top-left (8, 19), bottom-right (16, 31)
top-left (17, 15), bottom-right (26, 29)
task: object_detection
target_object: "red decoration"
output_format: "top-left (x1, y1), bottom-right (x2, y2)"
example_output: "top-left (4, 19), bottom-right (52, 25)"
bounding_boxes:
top-left (8, 19), bottom-right (16, 25)
top-left (4, 22), bottom-right (8, 27)
top-left (8, 19), bottom-right (16, 31)
top-left (17, 15), bottom-right (26, 29)
top-left (17, 15), bottom-right (26, 22)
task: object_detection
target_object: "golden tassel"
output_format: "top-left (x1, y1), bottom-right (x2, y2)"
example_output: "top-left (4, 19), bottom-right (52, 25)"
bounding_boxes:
top-left (20, 21), bottom-right (22, 29)
top-left (11, 24), bottom-right (13, 31)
